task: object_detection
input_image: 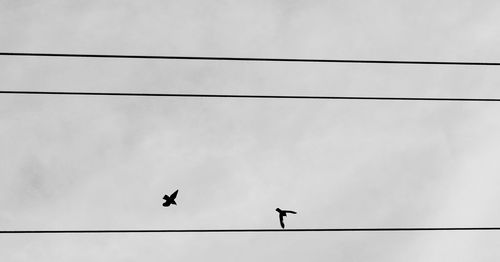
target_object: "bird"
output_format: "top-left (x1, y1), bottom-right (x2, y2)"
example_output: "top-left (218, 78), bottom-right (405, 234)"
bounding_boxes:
top-left (162, 190), bottom-right (179, 207)
top-left (276, 208), bottom-right (297, 229)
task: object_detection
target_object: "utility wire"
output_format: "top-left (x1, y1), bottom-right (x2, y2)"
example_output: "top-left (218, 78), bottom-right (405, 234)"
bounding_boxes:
top-left (1, 90), bottom-right (500, 102)
top-left (2, 227), bottom-right (500, 234)
top-left (0, 52), bottom-right (499, 66)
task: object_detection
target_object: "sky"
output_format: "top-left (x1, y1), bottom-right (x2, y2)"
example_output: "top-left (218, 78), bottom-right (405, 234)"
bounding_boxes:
top-left (2, 0), bottom-right (500, 261)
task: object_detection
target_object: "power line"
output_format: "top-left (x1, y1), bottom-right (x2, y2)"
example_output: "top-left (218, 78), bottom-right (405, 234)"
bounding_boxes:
top-left (1, 90), bottom-right (500, 102)
top-left (2, 227), bottom-right (500, 234)
top-left (0, 52), bottom-right (499, 66)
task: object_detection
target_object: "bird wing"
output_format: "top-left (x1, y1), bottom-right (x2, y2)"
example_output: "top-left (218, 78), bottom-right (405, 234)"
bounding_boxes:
top-left (284, 210), bottom-right (297, 214)
top-left (279, 214), bottom-right (285, 229)
top-left (170, 190), bottom-right (179, 200)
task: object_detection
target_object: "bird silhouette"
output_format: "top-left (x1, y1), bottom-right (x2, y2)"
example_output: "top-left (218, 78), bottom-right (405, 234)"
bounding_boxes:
top-left (276, 208), bottom-right (297, 229)
top-left (162, 190), bottom-right (178, 207)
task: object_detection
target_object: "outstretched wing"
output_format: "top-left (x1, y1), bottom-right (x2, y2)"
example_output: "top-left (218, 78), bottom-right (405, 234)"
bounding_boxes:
top-left (284, 210), bottom-right (297, 214)
top-left (170, 190), bottom-right (179, 200)
top-left (279, 214), bottom-right (285, 229)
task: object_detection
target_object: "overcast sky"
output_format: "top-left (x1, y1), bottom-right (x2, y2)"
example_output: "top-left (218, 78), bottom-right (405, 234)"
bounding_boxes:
top-left (2, 0), bottom-right (500, 261)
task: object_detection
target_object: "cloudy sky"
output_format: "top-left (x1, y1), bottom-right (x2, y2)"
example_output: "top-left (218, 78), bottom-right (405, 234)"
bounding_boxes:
top-left (2, 0), bottom-right (500, 261)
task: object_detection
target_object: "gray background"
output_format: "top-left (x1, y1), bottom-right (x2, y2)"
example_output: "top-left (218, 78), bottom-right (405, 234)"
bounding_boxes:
top-left (2, 0), bottom-right (500, 261)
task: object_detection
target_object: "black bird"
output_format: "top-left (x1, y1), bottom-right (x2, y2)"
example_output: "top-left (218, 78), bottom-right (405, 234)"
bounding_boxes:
top-left (162, 190), bottom-right (179, 207)
top-left (276, 208), bottom-right (297, 229)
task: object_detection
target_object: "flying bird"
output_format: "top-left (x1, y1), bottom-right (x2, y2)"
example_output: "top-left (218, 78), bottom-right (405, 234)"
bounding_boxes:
top-left (276, 208), bottom-right (297, 229)
top-left (162, 190), bottom-right (179, 207)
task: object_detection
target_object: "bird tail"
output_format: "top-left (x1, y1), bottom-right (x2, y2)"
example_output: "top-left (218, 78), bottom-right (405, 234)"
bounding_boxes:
top-left (171, 200), bottom-right (177, 205)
